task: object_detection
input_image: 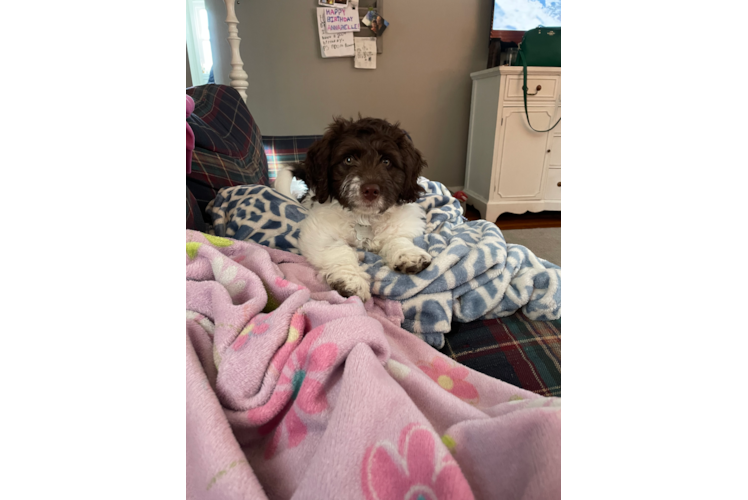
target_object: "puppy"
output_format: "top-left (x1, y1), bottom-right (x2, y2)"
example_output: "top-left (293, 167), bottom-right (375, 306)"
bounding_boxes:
top-left (277, 117), bottom-right (432, 301)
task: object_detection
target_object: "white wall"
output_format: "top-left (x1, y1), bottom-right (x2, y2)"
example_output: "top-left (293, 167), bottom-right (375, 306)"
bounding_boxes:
top-left (206, 0), bottom-right (492, 187)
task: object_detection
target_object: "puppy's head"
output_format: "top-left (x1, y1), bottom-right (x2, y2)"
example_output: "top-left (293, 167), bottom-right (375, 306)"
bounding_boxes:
top-left (303, 117), bottom-right (426, 214)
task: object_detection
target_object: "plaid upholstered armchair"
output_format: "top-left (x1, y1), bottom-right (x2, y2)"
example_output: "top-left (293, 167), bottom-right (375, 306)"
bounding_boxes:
top-left (186, 84), bottom-right (321, 231)
top-left (185, 85), bottom-right (561, 399)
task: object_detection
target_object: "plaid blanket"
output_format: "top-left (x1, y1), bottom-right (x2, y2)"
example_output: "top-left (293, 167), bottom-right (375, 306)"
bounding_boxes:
top-left (186, 84), bottom-right (268, 220)
top-left (441, 313), bottom-right (561, 397)
top-left (186, 186), bottom-right (206, 233)
top-left (262, 135), bottom-right (322, 183)
top-left (205, 179), bottom-right (561, 349)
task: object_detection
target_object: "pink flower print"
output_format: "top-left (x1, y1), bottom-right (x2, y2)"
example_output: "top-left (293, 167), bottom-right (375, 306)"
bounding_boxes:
top-left (274, 276), bottom-right (306, 293)
top-left (269, 312), bottom-right (307, 372)
top-left (210, 255), bottom-right (246, 299)
top-left (418, 357), bottom-right (479, 404)
top-left (232, 313), bottom-right (273, 351)
top-left (247, 325), bottom-right (338, 459)
top-left (361, 423), bottom-right (473, 500)
top-left (275, 276), bottom-right (292, 288)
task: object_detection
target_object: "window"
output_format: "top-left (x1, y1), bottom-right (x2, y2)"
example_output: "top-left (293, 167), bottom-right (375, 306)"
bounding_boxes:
top-left (186, 0), bottom-right (213, 85)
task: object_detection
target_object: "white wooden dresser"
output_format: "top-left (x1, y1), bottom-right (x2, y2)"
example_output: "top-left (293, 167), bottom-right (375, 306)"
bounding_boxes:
top-left (463, 65), bottom-right (561, 222)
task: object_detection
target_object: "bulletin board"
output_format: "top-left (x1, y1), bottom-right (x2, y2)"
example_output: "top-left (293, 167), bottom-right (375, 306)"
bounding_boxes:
top-left (354, 0), bottom-right (383, 54)
top-left (318, 0), bottom-right (383, 55)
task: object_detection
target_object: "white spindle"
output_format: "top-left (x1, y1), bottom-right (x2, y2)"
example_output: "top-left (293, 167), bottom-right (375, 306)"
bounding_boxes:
top-left (224, 0), bottom-right (249, 102)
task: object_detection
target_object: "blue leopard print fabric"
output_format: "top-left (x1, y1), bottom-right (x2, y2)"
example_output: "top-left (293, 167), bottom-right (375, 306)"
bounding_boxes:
top-left (207, 185), bottom-right (306, 254)
top-left (206, 179), bottom-right (561, 348)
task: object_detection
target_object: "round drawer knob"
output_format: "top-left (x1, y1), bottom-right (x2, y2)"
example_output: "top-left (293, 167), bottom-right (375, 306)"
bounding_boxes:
top-left (547, 149), bottom-right (551, 153)
top-left (557, 182), bottom-right (561, 187)
top-left (527, 84), bottom-right (543, 96)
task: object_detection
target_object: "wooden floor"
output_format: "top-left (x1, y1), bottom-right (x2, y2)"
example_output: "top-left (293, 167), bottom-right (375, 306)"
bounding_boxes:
top-left (464, 205), bottom-right (561, 230)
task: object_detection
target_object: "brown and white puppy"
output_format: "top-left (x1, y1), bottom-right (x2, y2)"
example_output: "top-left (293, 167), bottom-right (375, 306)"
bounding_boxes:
top-left (276, 117), bottom-right (432, 301)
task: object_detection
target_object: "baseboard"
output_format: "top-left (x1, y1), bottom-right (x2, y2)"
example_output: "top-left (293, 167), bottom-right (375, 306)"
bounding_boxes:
top-left (447, 185), bottom-right (463, 194)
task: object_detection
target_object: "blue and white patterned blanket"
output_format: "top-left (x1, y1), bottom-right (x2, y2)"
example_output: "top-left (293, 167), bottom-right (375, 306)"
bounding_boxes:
top-left (206, 179), bottom-right (561, 348)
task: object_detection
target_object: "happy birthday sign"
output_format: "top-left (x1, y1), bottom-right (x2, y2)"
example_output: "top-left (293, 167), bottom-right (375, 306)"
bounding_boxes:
top-left (322, 7), bottom-right (360, 33)
top-left (317, 8), bottom-right (354, 58)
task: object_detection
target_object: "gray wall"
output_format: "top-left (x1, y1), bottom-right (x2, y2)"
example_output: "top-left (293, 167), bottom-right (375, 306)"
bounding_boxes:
top-left (207, 0), bottom-right (492, 187)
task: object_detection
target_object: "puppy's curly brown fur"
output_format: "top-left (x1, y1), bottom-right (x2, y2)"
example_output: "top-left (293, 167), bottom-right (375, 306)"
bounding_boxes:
top-left (290, 117), bottom-right (426, 213)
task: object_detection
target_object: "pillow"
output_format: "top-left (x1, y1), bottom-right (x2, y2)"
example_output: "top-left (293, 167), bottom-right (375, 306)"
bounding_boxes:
top-left (186, 84), bottom-right (269, 217)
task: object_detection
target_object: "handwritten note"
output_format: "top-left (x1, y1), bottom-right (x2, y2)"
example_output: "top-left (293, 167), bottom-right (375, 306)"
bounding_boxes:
top-left (354, 37), bottom-right (376, 69)
top-left (317, 8), bottom-right (354, 58)
top-left (323, 7), bottom-right (360, 33)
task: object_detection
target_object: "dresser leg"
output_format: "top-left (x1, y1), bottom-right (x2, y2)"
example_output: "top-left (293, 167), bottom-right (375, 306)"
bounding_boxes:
top-left (485, 205), bottom-right (502, 224)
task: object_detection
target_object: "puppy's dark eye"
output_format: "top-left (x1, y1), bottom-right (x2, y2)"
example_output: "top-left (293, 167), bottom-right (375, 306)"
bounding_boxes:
top-left (382, 158), bottom-right (391, 166)
top-left (345, 156), bottom-right (353, 164)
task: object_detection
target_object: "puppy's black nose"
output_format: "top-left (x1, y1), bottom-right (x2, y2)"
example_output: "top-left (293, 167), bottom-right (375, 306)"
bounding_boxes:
top-left (361, 184), bottom-right (380, 202)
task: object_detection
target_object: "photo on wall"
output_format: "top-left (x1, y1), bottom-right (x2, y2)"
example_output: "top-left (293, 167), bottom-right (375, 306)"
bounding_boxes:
top-left (362, 10), bottom-right (388, 36)
top-left (319, 0), bottom-right (348, 6)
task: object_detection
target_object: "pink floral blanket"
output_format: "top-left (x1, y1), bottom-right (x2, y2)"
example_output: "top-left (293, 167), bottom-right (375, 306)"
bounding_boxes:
top-left (186, 230), bottom-right (561, 499)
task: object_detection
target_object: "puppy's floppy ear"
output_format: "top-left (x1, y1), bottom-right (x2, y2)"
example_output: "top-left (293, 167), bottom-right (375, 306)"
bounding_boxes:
top-left (304, 135), bottom-right (332, 203)
top-left (397, 134), bottom-right (427, 204)
top-left (304, 117), bottom-right (352, 203)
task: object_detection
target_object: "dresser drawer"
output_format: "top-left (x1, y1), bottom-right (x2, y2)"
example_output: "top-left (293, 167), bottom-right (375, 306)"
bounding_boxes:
top-left (504, 74), bottom-right (560, 103)
top-left (544, 169), bottom-right (561, 200)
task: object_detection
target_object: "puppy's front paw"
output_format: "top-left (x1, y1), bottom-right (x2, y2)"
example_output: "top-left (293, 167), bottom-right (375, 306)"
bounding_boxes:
top-left (390, 247), bottom-right (432, 274)
top-left (327, 267), bottom-right (371, 302)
